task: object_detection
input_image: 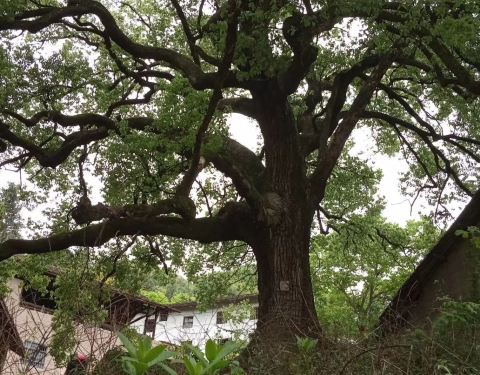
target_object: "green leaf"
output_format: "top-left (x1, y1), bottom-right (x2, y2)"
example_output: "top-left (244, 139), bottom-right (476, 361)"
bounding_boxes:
top-left (118, 332), bottom-right (138, 358)
top-left (189, 345), bottom-right (209, 367)
top-left (455, 229), bottom-right (470, 238)
top-left (204, 341), bottom-right (244, 372)
top-left (122, 359), bottom-right (138, 375)
top-left (159, 362), bottom-right (179, 375)
top-left (204, 339), bottom-right (218, 362)
top-left (183, 356), bottom-right (199, 375)
top-left (143, 344), bottom-right (165, 364)
top-left (138, 336), bottom-right (152, 357)
top-left (147, 349), bottom-right (175, 367)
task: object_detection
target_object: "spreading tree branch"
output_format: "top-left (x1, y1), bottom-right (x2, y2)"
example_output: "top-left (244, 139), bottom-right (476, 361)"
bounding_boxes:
top-left (0, 0), bottom-right (245, 90)
top-left (0, 202), bottom-right (254, 261)
top-left (310, 57), bottom-right (393, 206)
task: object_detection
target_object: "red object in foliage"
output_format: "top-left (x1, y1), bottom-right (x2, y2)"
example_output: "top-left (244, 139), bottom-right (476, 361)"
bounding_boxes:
top-left (65, 353), bottom-right (88, 375)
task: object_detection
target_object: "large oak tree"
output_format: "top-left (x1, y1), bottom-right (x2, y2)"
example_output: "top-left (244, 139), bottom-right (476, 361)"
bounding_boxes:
top-left (1, 0), bottom-right (480, 363)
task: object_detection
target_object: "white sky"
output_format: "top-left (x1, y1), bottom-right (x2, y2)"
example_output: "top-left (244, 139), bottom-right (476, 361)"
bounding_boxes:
top-left (228, 114), bottom-right (440, 225)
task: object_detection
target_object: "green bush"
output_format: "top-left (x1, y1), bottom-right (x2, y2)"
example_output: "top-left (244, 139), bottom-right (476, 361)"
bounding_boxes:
top-left (116, 334), bottom-right (245, 375)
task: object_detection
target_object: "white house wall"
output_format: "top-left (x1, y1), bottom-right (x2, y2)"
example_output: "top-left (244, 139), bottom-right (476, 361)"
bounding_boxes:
top-left (132, 305), bottom-right (258, 348)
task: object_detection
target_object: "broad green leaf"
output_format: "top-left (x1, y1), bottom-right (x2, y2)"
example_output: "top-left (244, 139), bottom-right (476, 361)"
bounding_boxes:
top-left (159, 362), bottom-right (179, 375)
top-left (118, 332), bottom-right (138, 358)
top-left (183, 356), bottom-right (198, 375)
top-left (204, 339), bottom-right (218, 362)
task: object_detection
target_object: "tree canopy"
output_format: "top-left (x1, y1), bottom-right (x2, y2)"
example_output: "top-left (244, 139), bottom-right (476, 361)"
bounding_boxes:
top-left (1, 0), bottom-right (480, 368)
top-left (0, 183), bottom-right (22, 241)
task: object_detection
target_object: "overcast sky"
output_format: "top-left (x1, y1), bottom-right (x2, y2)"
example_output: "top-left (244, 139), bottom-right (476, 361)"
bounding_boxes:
top-left (228, 114), bottom-right (448, 225)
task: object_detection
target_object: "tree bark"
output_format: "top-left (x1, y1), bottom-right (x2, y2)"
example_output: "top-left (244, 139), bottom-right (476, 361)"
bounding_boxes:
top-left (241, 88), bottom-right (321, 371)
top-left (254, 218), bottom-right (320, 341)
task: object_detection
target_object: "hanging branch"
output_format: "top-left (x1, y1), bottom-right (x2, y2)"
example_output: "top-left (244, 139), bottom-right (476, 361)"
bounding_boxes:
top-left (176, 0), bottom-right (240, 198)
top-left (146, 236), bottom-right (169, 275)
top-left (99, 233), bottom-right (140, 288)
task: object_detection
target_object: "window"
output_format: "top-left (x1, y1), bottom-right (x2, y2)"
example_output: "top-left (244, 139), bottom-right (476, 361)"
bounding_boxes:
top-left (159, 312), bottom-right (168, 321)
top-left (144, 317), bottom-right (156, 333)
top-left (183, 316), bottom-right (194, 328)
top-left (216, 311), bottom-right (225, 324)
top-left (21, 282), bottom-right (57, 311)
top-left (24, 341), bottom-right (47, 368)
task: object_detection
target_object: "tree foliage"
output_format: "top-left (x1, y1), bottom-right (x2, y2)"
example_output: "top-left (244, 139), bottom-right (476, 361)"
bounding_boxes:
top-left (0, 183), bottom-right (22, 241)
top-left (0, 0), bottom-right (480, 365)
top-left (312, 215), bottom-right (440, 337)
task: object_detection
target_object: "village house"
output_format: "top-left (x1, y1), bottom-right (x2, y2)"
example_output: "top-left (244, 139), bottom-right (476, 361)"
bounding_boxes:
top-left (131, 294), bottom-right (258, 348)
top-left (0, 271), bottom-right (174, 374)
top-left (379, 190), bottom-right (480, 334)
top-left (0, 267), bottom-right (259, 374)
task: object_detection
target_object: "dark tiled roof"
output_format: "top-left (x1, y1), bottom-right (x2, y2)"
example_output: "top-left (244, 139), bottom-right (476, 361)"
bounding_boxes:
top-left (15, 269), bottom-right (179, 333)
top-left (167, 294), bottom-right (258, 311)
top-left (42, 268), bottom-right (179, 314)
top-left (0, 299), bottom-right (24, 357)
top-left (378, 190), bottom-right (480, 334)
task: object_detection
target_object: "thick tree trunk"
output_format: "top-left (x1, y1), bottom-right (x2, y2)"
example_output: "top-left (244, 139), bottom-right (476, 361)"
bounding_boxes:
top-left (241, 88), bottom-right (321, 372)
top-left (254, 218), bottom-right (320, 341)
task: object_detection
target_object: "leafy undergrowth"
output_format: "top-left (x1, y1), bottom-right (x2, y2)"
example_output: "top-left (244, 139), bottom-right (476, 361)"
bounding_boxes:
top-left (245, 322), bottom-right (480, 375)
top-left (96, 301), bottom-right (480, 375)
top-left (96, 334), bottom-right (246, 375)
